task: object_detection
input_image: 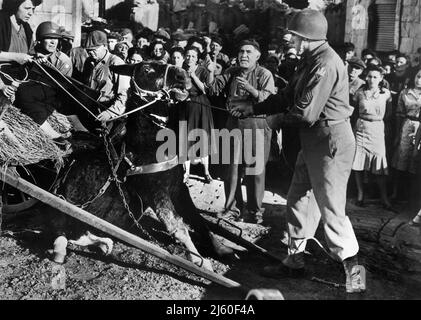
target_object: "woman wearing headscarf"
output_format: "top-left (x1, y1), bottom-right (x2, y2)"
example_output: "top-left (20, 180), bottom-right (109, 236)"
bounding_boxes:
top-left (0, 0), bottom-right (42, 99)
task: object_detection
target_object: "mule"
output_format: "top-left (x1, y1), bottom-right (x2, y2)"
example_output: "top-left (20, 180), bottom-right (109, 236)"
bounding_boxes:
top-left (46, 61), bottom-right (234, 271)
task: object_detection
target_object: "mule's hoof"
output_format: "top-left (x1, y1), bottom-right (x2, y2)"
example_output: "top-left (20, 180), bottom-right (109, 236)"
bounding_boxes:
top-left (53, 252), bottom-right (66, 264)
top-left (201, 259), bottom-right (214, 272)
top-left (98, 238), bottom-right (114, 256)
top-left (52, 236), bottom-right (68, 264)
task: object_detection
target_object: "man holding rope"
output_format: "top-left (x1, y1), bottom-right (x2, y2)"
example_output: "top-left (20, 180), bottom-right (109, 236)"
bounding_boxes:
top-left (15, 21), bottom-right (72, 141)
top-left (230, 10), bottom-right (365, 294)
top-left (206, 39), bottom-right (276, 224)
top-left (81, 30), bottom-right (131, 124)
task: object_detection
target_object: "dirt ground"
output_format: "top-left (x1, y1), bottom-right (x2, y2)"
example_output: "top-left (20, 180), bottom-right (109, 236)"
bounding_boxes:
top-left (1, 164), bottom-right (421, 300)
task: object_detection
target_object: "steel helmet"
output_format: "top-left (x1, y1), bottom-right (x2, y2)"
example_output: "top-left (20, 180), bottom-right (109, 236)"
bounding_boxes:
top-left (287, 9), bottom-right (328, 41)
top-left (36, 21), bottom-right (62, 41)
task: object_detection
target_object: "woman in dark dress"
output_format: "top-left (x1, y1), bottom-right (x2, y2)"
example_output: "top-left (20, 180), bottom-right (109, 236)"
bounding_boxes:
top-left (180, 46), bottom-right (216, 184)
top-left (0, 0), bottom-right (42, 100)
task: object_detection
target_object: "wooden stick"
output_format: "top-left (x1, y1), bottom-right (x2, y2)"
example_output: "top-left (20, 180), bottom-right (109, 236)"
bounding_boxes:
top-left (0, 168), bottom-right (243, 290)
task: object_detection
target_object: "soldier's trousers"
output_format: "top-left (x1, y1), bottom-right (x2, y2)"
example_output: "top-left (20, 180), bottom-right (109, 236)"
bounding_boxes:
top-left (287, 120), bottom-right (359, 262)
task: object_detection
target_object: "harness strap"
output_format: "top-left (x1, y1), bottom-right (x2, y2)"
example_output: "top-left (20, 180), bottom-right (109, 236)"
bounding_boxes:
top-left (33, 61), bottom-right (100, 121)
top-left (126, 156), bottom-right (179, 176)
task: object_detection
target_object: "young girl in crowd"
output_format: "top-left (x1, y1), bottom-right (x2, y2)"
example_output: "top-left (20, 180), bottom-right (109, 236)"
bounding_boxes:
top-left (391, 67), bottom-right (421, 202)
top-left (169, 46), bottom-right (185, 68)
top-left (352, 65), bottom-right (393, 210)
top-left (127, 47), bottom-right (143, 64)
top-left (180, 46), bottom-right (216, 184)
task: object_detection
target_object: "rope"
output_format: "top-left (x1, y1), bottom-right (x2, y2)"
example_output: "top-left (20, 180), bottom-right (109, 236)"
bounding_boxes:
top-left (0, 63), bottom-right (29, 84)
top-left (32, 61), bottom-right (100, 121)
top-left (186, 99), bottom-right (265, 119)
top-left (37, 59), bottom-right (109, 111)
top-left (105, 96), bottom-right (163, 122)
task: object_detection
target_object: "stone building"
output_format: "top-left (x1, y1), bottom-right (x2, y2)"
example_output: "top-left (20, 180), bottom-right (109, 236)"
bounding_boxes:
top-left (344, 0), bottom-right (421, 63)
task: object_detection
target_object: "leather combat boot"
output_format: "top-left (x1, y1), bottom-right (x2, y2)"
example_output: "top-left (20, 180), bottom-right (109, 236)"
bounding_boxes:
top-left (343, 256), bottom-right (366, 293)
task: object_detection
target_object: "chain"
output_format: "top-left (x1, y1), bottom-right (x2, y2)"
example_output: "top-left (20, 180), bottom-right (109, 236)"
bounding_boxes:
top-left (102, 130), bottom-right (152, 240)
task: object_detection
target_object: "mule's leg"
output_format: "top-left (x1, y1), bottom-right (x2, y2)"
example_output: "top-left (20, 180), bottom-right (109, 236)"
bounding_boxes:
top-left (173, 182), bottom-right (235, 259)
top-left (153, 190), bottom-right (213, 271)
top-left (53, 236), bottom-right (68, 264)
top-left (69, 231), bottom-right (113, 255)
top-left (173, 226), bottom-right (213, 271)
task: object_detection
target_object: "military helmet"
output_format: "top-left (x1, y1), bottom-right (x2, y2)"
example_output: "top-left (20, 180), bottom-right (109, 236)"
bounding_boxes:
top-left (287, 9), bottom-right (328, 41)
top-left (36, 21), bottom-right (62, 41)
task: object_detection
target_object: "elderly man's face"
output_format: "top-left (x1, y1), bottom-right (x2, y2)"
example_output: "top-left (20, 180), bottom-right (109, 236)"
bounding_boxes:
top-left (16, 0), bottom-right (35, 23)
top-left (238, 45), bottom-right (260, 69)
top-left (87, 45), bottom-right (107, 62)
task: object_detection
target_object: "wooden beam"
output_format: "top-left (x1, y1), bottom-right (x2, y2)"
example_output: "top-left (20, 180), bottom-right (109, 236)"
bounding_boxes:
top-left (72, 0), bottom-right (83, 48)
top-left (0, 168), bottom-right (243, 290)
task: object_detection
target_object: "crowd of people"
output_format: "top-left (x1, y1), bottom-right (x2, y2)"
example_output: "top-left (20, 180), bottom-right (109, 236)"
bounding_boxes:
top-left (339, 42), bottom-right (421, 223)
top-left (1, 1), bottom-right (420, 222)
top-left (1, 0), bottom-right (421, 294)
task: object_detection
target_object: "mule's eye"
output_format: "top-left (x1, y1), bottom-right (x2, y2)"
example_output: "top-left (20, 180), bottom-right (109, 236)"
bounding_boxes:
top-left (175, 74), bottom-right (185, 81)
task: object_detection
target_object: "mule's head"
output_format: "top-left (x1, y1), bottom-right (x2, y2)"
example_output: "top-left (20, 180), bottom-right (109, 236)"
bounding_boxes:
top-left (111, 62), bottom-right (190, 163)
top-left (111, 61), bottom-right (191, 101)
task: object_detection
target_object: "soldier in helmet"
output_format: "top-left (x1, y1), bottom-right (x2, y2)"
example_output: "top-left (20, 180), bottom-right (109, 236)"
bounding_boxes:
top-left (231, 10), bottom-right (365, 294)
top-left (15, 21), bottom-right (73, 141)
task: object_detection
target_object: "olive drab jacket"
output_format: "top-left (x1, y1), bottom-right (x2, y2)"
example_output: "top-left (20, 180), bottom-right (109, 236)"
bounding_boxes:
top-left (82, 51), bottom-right (131, 116)
top-left (253, 42), bottom-right (353, 126)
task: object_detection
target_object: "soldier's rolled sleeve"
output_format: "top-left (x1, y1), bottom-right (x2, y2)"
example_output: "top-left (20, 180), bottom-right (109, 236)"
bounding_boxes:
top-left (107, 74), bottom-right (131, 116)
top-left (288, 64), bottom-right (335, 125)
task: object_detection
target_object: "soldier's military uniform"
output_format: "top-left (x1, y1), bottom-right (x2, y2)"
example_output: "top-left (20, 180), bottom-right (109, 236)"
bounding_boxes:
top-left (254, 41), bottom-right (359, 261)
top-left (235, 10), bottom-right (363, 293)
top-left (16, 22), bottom-right (73, 126)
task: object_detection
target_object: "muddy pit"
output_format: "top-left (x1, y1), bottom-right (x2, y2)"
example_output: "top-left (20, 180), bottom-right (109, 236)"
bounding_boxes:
top-left (1, 165), bottom-right (420, 300)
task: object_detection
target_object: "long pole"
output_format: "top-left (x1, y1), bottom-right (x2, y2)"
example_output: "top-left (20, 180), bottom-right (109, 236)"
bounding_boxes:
top-left (0, 168), bottom-right (243, 290)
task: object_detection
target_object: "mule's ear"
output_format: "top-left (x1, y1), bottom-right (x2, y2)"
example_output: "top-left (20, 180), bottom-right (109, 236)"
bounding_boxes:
top-left (110, 63), bottom-right (138, 76)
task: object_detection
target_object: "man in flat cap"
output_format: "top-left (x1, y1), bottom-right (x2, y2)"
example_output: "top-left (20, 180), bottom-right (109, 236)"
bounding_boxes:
top-left (207, 39), bottom-right (276, 224)
top-left (209, 35), bottom-right (229, 65)
top-left (81, 30), bottom-right (131, 124)
top-left (348, 56), bottom-right (366, 97)
top-left (120, 28), bottom-right (134, 48)
top-left (172, 30), bottom-right (189, 49)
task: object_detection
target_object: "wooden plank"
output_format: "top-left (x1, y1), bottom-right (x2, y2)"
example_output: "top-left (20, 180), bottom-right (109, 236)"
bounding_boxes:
top-left (0, 168), bottom-right (243, 290)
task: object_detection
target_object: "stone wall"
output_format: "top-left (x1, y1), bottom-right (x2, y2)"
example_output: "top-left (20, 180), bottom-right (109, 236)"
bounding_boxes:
top-left (0, 0), bottom-right (84, 47)
top-left (344, 0), bottom-right (372, 58)
top-left (399, 0), bottom-right (421, 59)
top-left (345, 0), bottom-right (421, 61)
